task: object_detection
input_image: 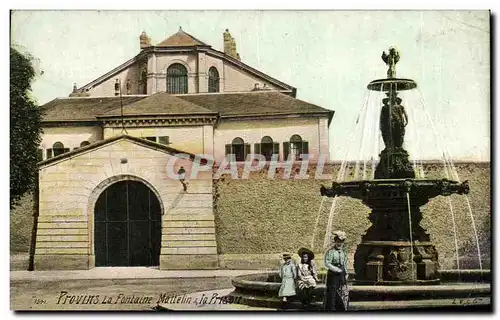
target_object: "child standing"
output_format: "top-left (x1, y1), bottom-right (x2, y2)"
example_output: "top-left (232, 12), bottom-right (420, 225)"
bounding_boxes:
top-left (278, 253), bottom-right (297, 306)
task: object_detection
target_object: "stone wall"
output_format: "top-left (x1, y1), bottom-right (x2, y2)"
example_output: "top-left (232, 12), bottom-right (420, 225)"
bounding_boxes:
top-left (213, 162), bottom-right (490, 270)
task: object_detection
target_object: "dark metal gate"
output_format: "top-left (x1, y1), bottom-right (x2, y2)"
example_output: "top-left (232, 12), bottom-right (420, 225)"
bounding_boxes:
top-left (94, 180), bottom-right (161, 266)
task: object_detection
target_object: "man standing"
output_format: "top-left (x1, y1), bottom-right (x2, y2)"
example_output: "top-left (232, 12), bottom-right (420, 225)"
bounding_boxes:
top-left (177, 166), bottom-right (188, 192)
top-left (324, 231), bottom-right (349, 311)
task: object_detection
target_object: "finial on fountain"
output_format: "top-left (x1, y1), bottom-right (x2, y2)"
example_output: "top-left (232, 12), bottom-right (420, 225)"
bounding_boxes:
top-left (382, 47), bottom-right (400, 78)
top-left (367, 47), bottom-right (416, 91)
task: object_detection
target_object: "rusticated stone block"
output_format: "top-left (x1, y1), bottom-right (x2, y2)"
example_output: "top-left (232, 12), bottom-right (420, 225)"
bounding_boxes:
top-left (34, 254), bottom-right (89, 270)
top-left (159, 254), bottom-right (218, 269)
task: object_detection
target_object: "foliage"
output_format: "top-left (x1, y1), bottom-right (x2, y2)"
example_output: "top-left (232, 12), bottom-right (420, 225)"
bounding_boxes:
top-left (10, 47), bottom-right (43, 209)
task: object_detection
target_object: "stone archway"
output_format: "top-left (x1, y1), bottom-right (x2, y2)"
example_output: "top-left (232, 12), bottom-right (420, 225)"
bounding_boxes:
top-left (92, 179), bottom-right (162, 267)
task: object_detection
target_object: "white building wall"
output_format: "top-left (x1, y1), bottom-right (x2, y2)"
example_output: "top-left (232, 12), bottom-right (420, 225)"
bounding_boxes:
top-left (223, 63), bottom-right (281, 92)
top-left (87, 61), bottom-right (143, 97)
top-left (103, 126), bottom-right (207, 155)
top-left (40, 126), bottom-right (103, 159)
top-left (213, 117), bottom-right (328, 163)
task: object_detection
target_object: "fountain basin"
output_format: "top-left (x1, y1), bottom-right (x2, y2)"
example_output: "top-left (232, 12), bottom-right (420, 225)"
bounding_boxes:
top-left (227, 270), bottom-right (491, 310)
top-left (320, 178), bottom-right (471, 284)
top-left (367, 78), bottom-right (417, 91)
top-left (320, 179), bottom-right (469, 206)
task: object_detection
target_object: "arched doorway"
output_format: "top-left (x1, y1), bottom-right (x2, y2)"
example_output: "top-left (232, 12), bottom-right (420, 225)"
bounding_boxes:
top-left (94, 180), bottom-right (161, 267)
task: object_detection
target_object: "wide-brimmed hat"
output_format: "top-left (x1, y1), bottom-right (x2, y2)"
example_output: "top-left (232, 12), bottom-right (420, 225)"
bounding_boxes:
top-left (282, 253), bottom-right (292, 259)
top-left (297, 247), bottom-right (315, 260)
top-left (332, 230), bottom-right (347, 241)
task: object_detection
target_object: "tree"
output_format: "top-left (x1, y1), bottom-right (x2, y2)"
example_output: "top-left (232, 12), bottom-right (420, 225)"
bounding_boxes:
top-left (10, 47), bottom-right (43, 209)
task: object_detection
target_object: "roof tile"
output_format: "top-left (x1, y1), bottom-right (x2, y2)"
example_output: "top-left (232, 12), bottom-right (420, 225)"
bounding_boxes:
top-left (40, 96), bottom-right (146, 121)
top-left (177, 91), bottom-right (331, 117)
top-left (101, 92), bottom-right (216, 117)
top-left (156, 28), bottom-right (208, 47)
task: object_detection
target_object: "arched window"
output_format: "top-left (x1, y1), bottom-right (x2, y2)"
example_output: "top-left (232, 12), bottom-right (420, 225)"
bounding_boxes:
top-left (80, 141), bottom-right (91, 147)
top-left (254, 136), bottom-right (279, 161)
top-left (208, 67), bottom-right (220, 93)
top-left (261, 136), bottom-right (273, 144)
top-left (225, 137), bottom-right (249, 162)
top-left (52, 142), bottom-right (69, 157)
top-left (140, 68), bottom-right (147, 94)
top-left (283, 134), bottom-right (309, 160)
top-left (167, 63), bottom-right (188, 94)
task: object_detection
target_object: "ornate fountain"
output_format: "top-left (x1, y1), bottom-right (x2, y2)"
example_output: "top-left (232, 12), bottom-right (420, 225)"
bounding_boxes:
top-left (320, 47), bottom-right (469, 284)
top-left (157, 48), bottom-right (490, 311)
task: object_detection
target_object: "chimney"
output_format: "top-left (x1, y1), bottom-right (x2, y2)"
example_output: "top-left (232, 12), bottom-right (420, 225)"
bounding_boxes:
top-left (223, 29), bottom-right (240, 61)
top-left (140, 31), bottom-right (151, 49)
top-left (69, 83), bottom-right (90, 97)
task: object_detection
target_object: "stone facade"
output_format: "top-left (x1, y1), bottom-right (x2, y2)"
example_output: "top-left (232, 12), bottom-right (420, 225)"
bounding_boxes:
top-left (34, 136), bottom-right (217, 270)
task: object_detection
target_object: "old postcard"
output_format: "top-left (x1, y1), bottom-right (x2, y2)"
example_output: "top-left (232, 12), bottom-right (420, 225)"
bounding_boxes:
top-left (9, 10), bottom-right (491, 312)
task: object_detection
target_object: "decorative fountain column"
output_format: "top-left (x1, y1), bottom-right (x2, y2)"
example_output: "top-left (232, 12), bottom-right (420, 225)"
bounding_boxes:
top-left (321, 47), bottom-right (469, 284)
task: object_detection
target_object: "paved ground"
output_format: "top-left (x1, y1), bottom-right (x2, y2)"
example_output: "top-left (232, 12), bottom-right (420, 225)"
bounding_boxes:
top-left (11, 267), bottom-right (261, 281)
top-left (11, 277), bottom-right (236, 311)
top-left (10, 268), bottom-right (265, 311)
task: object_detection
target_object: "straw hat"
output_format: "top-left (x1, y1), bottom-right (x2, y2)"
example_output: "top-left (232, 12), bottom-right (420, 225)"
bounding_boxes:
top-left (282, 253), bottom-right (292, 259)
top-left (332, 230), bottom-right (347, 241)
top-left (297, 247), bottom-right (315, 260)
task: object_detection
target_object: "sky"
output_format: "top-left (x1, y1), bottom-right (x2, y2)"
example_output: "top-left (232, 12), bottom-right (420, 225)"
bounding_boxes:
top-left (10, 10), bottom-right (490, 161)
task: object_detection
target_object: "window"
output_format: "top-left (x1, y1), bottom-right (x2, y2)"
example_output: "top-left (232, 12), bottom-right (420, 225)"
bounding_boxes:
top-left (74, 140), bottom-right (91, 151)
top-left (37, 149), bottom-right (43, 162)
top-left (208, 67), bottom-right (220, 93)
top-left (167, 63), bottom-right (188, 94)
top-left (283, 134), bottom-right (309, 160)
top-left (46, 142), bottom-right (69, 159)
top-left (158, 136), bottom-right (170, 145)
top-left (254, 136), bottom-right (279, 161)
top-left (142, 136), bottom-right (170, 145)
top-left (225, 137), bottom-right (250, 162)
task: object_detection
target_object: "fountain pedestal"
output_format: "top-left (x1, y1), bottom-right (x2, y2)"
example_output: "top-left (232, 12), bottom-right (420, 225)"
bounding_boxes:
top-left (320, 175), bottom-right (469, 284)
top-left (355, 242), bottom-right (439, 284)
top-left (355, 185), bottom-right (436, 284)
